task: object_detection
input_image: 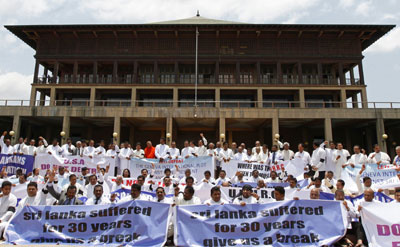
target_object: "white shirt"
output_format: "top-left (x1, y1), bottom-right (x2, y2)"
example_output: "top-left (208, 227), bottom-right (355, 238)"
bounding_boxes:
top-left (220, 148), bottom-right (233, 161)
top-left (24, 145), bottom-right (37, 156)
top-left (280, 149), bottom-right (294, 161)
top-left (174, 194), bottom-right (201, 205)
top-left (95, 146), bottom-right (106, 157)
top-left (204, 198), bottom-right (229, 205)
top-left (119, 194), bottom-right (150, 202)
top-left (181, 147), bottom-right (195, 158)
top-left (118, 148), bottom-right (133, 171)
top-left (47, 145), bottom-right (63, 156)
top-left (294, 151), bottom-right (311, 170)
top-left (83, 146), bottom-right (96, 157)
top-left (13, 143), bottom-right (26, 154)
top-left (153, 197), bottom-right (173, 204)
top-left (155, 144), bottom-right (169, 159)
top-left (85, 183), bottom-right (98, 198)
top-left (0, 136), bottom-right (14, 154)
top-left (324, 147), bottom-right (336, 173)
top-left (195, 137), bottom-right (208, 157)
top-left (268, 151), bottom-right (283, 165)
top-left (166, 148), bottom-right (180, 159)
top-left (233, 196), bottom-right (258, 204)
top-left (106, 149), bottom-right (118, 158)
top-left (368, 152), bottom-right (391, 164)
top-left (234, 152), bottom-right (249, 161)
top-left (86, 196), bottom-right (111, 205)
top-left (347, 153), bottom-right (368, 166)
top-left (333, 149), bottom-right (351, 179)
top-left (61, 143), bottom-right (75, 156)
top-left (0, 193), bottom-right (17, 222)
top-left (132, 149), bottom-right (145, 159)
top-left (311, 147), bottom-right (327, 171)
top-left (17, 192), bottom-right (46, 211)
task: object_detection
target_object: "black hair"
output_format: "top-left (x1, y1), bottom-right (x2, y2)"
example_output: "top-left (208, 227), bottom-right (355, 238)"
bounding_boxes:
top-left (242, 184), bottom-right (253, 191)
top-left (67, 185), bottom-right (77, 192)
top-left (363, 177), bottom-right (371, 183)
top-left (131, 183), bottom-right (141, 191)
top-left (69, 174), bottom-right (77, 180)
top-left (27, 182), bottom-right (38, 189)
top-left (210, 186), bottom-right (221, 195)
top-left (94, 184), bottom-right (103, 191)
top-left (204, 170), bottom-right (211, 176)
top-left (337, 179), bottom-right (345, 186)
top-left (1, 181), bottom-right (11, 188)
top-left (274, 186), bottom-right (285, 196)
top-left (184, 186), bottom-right (194, 195)
top-left (186, 176), bottom-right (194, 183)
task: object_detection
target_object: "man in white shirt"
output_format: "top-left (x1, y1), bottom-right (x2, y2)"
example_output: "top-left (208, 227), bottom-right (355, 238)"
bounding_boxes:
top-left (86, 184), bottom-right (112, 205)
top-left (391, 188), bottom-right (400, 203)
top-left (61, 138), bottom-right (75, 157)
top-left (233, 185), bottom-right (259, 205)
top-left (251, 141), bottom-right (262, 155)
top-left (73, 141), bottom-right (83, 156)
top-left (368, 144), bottom-right (391, 165)
top-left (215, 170), bottom-right (230, 185)
top-left (106, 143), bottom-right (118, 158)
top-left (195, 133), bottom-right (208, 157)
top-left (118, 142), bottom-right (133, 172)
top-left (0, 181), bottom-right (18, 235)
top-left (230, 172), bottom-right (245, 184)
top-left (250, 147), bottom-right (263, 163)
top-left (120, 184), bottom-right (150, 202)
top-left (132, 142), bottom-right (145, 159)
top-left (346, 145), bottom-right (368, 168)
top-left (161, 177), bottom-right (175, 195)
top-left (13, 137), bottom-right (26, 155)
top-left (207, 143), bottom-right (216, 157)
top-left (322, 141), bottom-right (336, 174)
top-left (220, 142), bottom-right (233, 163)
top-left (392, 146), bottom-right (400, 166)
top-left (17, 182), bottom-right (47, 210)
top-left (173, 186), bottom-right (201, 205)
top-left (83, 140), bottom-right (96, 158)
top-left (333, 143), bottom-right (351, 179)
top-left (265, 170), bottom-right (283, 183)
top-left (155, 137), bottom-right (169, 161)
top-left (204, 186), bottom-right (228, 205)
top-left (154, 187), bottom-right (173, 203)
top-left (35, 137), bottom-right (48, 155)
top-left (248, 170), bottom-right (263, 183)
top-left (234, 146), bottom-right (249, 162)
top-left (166, 141), bottom-right (180, 159)
top-left (306, 177), bottom-right (330, 193)
top-left (311, 141), bottom-right (327, 180)
top-left (0, 131), bottom-right (14, 155)
top-left (84, 174), bottom-right (99, 199)
top-left (267, 145), bottom-right (283, 166)
top-left (181, 140), bottom-right (195, 159)
top-left (334, 189), bottom-right (357, 243)
top-left (47, 139), bottom-right (63, 156)
top-left (278, 141), bottom-right (294, 161)
top-left (24, 139), bottom-right (37, 156)
top-left (294, 143), bottom-right (311, 172)
top-left (95, 140), bottom-right (106, 158)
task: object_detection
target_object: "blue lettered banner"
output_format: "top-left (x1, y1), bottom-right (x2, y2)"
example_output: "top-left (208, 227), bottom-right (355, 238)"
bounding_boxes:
top-left (5, 200), bottom-right (171, 246)
top-left (174, 200), bottom-right (347, 246)
top-left (341, 164), bottom-right (399, 193)
top-left (129, 156), bottom-right (214, 182)
top-left (0, 154), bottom-right (34, 175)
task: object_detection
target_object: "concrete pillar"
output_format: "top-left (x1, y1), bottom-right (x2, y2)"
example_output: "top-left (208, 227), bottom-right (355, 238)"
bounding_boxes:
top-left (113, 61), bottom-right (118, 83)
top-left (340, 89), bottom-right (347, 108)
top-left (29, 87), bottom-right (37, 106)
top-left (324, 118), bottom-right (333, 142)
top-left (338, 63), bottom-right (346, 85)
top-left (299, 88), bottom-right (305, 108)
top-left (53, 62), bottom-right (59, 84)
top-left (173, 88), bottom-right (178, 107)
top-left (90, 88), bottom-right (96, 107)
top-left (257, 88), bottom-right (263, 108)
top-left (297, 62), bottom-right (303, 84)
top-left (73, 61), bottom-right (78, 83)
top-left (256, 62), bottom-right (261, 84)
top-left (50, 87), bottom-right (56, 106)
top-left (215, 88), bottom-right (220, 108)
top-left (228, 130), bottom-right (233, 145)
top-left (358, 60), bottom-right (365, 85)
top-left (113, 116), bottom-right (121, 145)
top-left (215, 61), bottom-right (219, 84)
top-left (131, 88), bottom-right (136, 107)
top-left (272, 112), bottom-right (279, 144)
top-left (349, 67), bottom-right (355, 85)
top-left (376, 117), bottom-right (387, 152)
top-left (93, 61), bottom-right (98, 83)
top-left (166, 117), bottom-right (173, 146)
top-left (33, 60), bottom-right (39, 84)
top-left (62, 116), bottom-right (70, 145)
top-left (219, 117), bottom-right (226, 142)
top-left (11, 115), bottom-right (21, 144)
top-left (236, 61), bottom-right (240, 84)
top-left (39, 91), bottom-right (45, 106)
top-left (361, 88), bottom-right (368, 108)
top-left (352, 95), bottom-right (358, 108)
top-left (277, 62), bottom-right (282, 83)
top-left (129, 126), bottom-right (135, 146)
top-left (317, 63), bottom-right (323, 84)
top-left (154, 61), bottom-right (159, 83)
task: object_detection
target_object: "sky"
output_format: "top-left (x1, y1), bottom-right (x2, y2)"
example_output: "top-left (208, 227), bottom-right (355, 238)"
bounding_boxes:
top-left (0, 0), bottom-right (399, 102)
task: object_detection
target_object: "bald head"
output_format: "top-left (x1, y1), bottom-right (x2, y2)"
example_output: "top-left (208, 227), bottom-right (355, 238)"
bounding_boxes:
top-left (310, 188), bottom-right (320, 200)
top-left (364, 188), bottom-right (374, 202)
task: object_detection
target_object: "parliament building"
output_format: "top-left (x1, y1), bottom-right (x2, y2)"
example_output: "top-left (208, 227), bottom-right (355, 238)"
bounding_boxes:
top-left (2, 15), bottom-right (399, 155)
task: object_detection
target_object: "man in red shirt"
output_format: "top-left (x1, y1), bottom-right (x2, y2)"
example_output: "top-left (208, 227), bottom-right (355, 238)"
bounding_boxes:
top-left (144, 141), bottom-right (155, 158)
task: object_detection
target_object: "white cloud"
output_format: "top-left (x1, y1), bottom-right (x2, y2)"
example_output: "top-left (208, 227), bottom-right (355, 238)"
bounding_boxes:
top-left (339, 0), bottom-right (356, 8)
top-left (355, 0), bottom-right (372, 17)
top-left (0, 72), bottom-right (32, 100)
top-left (366, 27), bottom-right (400, 53)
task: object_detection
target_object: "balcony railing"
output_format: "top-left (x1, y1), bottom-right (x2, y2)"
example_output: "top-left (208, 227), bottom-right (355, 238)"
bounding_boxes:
top-left (2, 100), bottom-right (400, 109)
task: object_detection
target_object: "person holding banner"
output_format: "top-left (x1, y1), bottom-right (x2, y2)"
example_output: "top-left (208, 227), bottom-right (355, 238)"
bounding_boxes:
top-left (13, 137), bottom-right (26, 155)
top-left (233, 184), bottom-right (259, 205)
top-left (154, 187), bottom-right (172, 203)
top-left (166, 141), bottom-right (180, 159)
top-left (86, 184), bottom-right (112, 205)
top-left (200, 170), bottom-right (215, 185)
top-left (24, 139), bottom-right (37, 156)
top-left (144, 141), bottom-right (155, 158)
top-left (161, 177), bottom-right (175, 195)
top-left (173, 185), bottom-right (201, 205)
top-left (17, 182), bottom-right (47, 210)
top-left (181, 140), bottom-right (195, 159)
top-left (155, 137), bottom-right (169, 161)
top-left (233, 146), bottom-right (249, 162)
top-left (309, 188), bottom-right (320, 199)
top-left (368, 144), bottom-right (391, 165)
top-left (0, 131), bottom-right (14, 155)
top-left (72, 141), bottom-right (83, 156)
top-left (120, 184), bottom-right (150, 202)
top-left (391, 188), bottom-right (400, 203)
top-left (248, 170), bottom-right (264, 183)
top-left (61, 138), bottom-right (75, 157)
top-left (132, 142), bottom-right (145, 159)
top-left (94, 140), bottom-right (106, 158)
top-left (35, 136), bottom-right (48, 155)
top-left (178, 169), bottom-right (197, 185)
top-left (267, 145), bottom-right (283, 166)
top-left (215, 170), bottom-right (230, 185)
top-left (83, 140), bottom-right (96, 159)
top-left (0, 181), bottom-right (17, 237)
top-left (230, 171), bottom-right (245, 184)
top-left (47, 138), bottom-right (63, 156)
top-left (392, 146), bottom-right (400, 166)
top-left (219, 142), bottom-right (233, 163)
top-left (250, 147), bottom-right (263, 163)
top-left (277, 141), bottom-right (294, 161)
top-left (85, 174), bottom-right (100, 199)
top-left (62, 174), bottom-right (85, 196)
top-left (119, 142), bottom-right (133, 172)
top-left (204, 186), bottom-right (228, 205)
top-left (334, 189), bottom-right (358, 246)
top-left (294, 143), bottom-right (311, 172)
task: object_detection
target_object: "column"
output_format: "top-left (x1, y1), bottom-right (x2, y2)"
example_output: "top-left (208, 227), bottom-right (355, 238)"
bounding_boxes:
top-left (215, 61), bottom-right (219, 84)
top-left (133, 61), bottom-right (138, 83)
top-left (173, 88), bottom-right (178, 107)
top-left (361, 88), bottom-right (368, 108)
top-left (358, 60), bottom-right (365, 85)
top-left (215, 88), bottom-right (220, 108)
top-left (324, 117), bottom-right (333, 142)
top-left (12, 115), bottom-right (21, 144)
top-left (376, 117), bottom-right (387, 152)
top-left (62, 116), bottom-right (70, 145)
top-left (33, 60), bottom-right (39, 84)
top-left (113, 61), bottom-right (118, 83)
top-left (338, 63), bottom-right (346, 85)
top-left (256, 62), bottom-right (261, 84)
top-left (219, 117), bottom-right (226, 142)
top-left (53, 62), bottom-right (59, 84)
top-left (154, 61), bottom-right (159, 83)
top-left (50, 87), bottom-right (56, 106)
top-left (73, 61), bottom-right (78, 83)
top-left (272, 112), bottom-right (279, 144)
top-left (93, 61), bottom-right (98, 83)
top-left (257, 88), bottom-right (263, 108)
top-left (317, 63), bottom-right (323, 84)
top-left (352, 95), bottom-right (358, 108)
top-left (340, 89), bottom-right (347, 108)
top-left (29, 87), bottom-right (37, 106)
top-left (131, 88), bottom-right (136, 107)
top-left (297, 62), bottom-right (303, 84)
top-left (90, 88), bottom-right (96, 107)
top-left (298, 88), bottom-right (305, 108)
top-left (113, 116), bottom-right (121, 145)
top-left (349, 67), bottom-right (355, 85)
top-left (228, 130), bottom-right (233, 145)
top-left (166, 117), bottom-right (173, 146)
top-left (277, 62), bottom-right (282, 83)
top-left (129, 126), bottom-right (135, 146)
top-left (174, 62), bottom-right (179, 83)
top-left (236, 62), bottom-right (240, 84)
top-left (39, 91), bottom-right (45, 106)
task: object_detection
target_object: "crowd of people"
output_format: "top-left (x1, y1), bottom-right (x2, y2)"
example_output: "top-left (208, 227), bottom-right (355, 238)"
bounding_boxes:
top-left (0, 130), bottom-right (400, 246)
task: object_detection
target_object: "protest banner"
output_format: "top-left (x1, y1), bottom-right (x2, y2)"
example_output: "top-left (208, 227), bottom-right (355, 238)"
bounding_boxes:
top-left (174, 200), bottom-right (347, 247)
top-left (360, 202), bottom-right (400, 247)
top-left (341, 164), bottom-right (398, 193)
top-left (129, 156), bottom-right (214, 182)
top-left (35, 154), bottom-right (115, 176)
top-left (220, 187), bottom-right (300, 203)
top-left (6, 200), bottom-right (171, 246)
top-left (0, 154), bottom-right (34, 175)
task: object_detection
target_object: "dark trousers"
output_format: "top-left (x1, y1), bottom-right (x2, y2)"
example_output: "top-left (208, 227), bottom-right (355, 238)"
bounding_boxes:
top-left (317, 171), bottom-right (326, 180)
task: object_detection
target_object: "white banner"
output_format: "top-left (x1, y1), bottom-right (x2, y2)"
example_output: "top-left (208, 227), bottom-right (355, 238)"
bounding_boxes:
top-left (35, 153), bottom-right (115, 176)
top-left (129, 156), bottom-right (214, 182)
top-left (360, 202), bottom-right (400, 247)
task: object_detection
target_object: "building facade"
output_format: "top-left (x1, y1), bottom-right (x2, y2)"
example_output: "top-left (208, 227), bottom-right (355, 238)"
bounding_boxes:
top-left (3, 15), bottom-right (399, 155)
